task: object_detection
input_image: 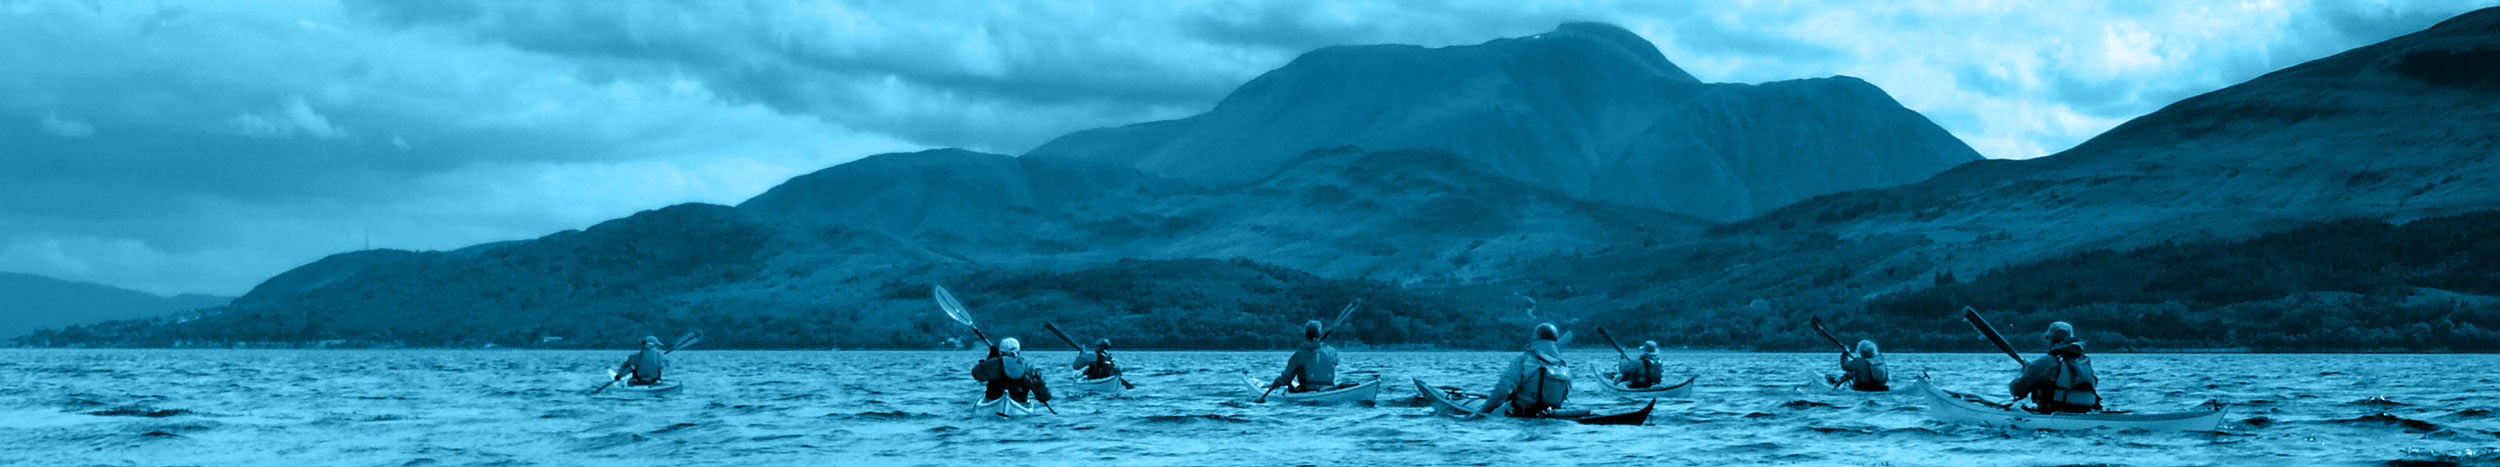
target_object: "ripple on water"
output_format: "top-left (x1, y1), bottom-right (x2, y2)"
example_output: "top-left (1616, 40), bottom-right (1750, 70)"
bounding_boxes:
top-left (2328, 413), bottom-right (2444, 433)
top-left (1137, 414), bottom-right (1250, 424)
top-left (89, 407), bottom-right (193, 418)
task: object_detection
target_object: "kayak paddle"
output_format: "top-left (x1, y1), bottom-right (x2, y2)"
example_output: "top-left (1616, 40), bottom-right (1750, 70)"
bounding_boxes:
top-left (587, 330), bottom-right (705, 395)
top-left (1961, 306), bottom-right (2025, 365)
top-left (1257, 300), bottom-right (1360, 403)
top-left (1808, 317), bottom-right (1850, 353)
top-left (1594, 327), bottom-right (1629, 360)
top-left (1809, 317), bottom-right (1857, 390)
top-left (1043, 322), bottom-right (1083, 350)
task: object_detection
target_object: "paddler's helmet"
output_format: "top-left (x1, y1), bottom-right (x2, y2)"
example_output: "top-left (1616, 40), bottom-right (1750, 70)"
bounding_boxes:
top-left (1534, 323), bottom-right (1559, 341)
top-left (1857, 340), bottom-right (1880, 358)
top-left (1095, 338), bottom-right (1112, 350)
top-left (1304, 320), bottom-right (1324, 340)
top-left (1639, 340), bottom-right (1659, 353)
top-left (2044, 322), bottom-right (2077, 344)
top-left (641, 336), bottom-right (661, 348)
top-left (998, 337), bottom-right (1021, 354)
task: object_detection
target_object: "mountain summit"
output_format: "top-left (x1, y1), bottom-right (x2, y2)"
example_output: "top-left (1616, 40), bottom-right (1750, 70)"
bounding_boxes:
top-left (1031, 23), bottom-right (1980, 221)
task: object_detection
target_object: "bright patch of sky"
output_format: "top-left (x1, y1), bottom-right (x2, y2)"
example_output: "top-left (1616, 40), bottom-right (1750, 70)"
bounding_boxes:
top-left (0, 0), bottom-right (2488, 295)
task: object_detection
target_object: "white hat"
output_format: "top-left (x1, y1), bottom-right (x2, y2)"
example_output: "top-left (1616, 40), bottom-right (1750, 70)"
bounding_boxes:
top-left (998, 337), bottom-right (1021, 354)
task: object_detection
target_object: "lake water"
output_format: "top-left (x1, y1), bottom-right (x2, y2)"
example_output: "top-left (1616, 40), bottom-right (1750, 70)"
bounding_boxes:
top-left (3, 350), bottom-right (2495, 466)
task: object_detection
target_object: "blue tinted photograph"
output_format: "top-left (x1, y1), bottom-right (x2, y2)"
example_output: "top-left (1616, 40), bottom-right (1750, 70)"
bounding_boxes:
top-left (5, 1), bottom-right (2500, 465)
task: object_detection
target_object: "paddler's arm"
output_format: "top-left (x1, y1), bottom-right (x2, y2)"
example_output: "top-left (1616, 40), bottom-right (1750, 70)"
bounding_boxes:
top-left (1477, 355), bottom-right (1526, 414)
top-left (2008, 357), bottom-right (2050, 399)
top-left (1270, 351), bottom-right (1310, 390)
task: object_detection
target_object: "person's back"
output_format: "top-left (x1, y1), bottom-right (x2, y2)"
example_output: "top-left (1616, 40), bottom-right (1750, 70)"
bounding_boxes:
top-left (2009, 322), bottom-right (2098, 413)
top-left (972, 338), bottom-right (1052, 403)
top-left (1073, 338), bottom-right (1121, 379)
top-left (1483, 324), bottom-right (1571, 417)
top-left (1274, 339), bottom-right (1340, 392)
top-left (1839, 340), bottom-right (1888, 391)
top-left (1615, 341), bottom-right (1664, 388)
top-left (617, 336), bottom-right (666, 385)
top-left (1270, 320), bottom-right (1340, 392)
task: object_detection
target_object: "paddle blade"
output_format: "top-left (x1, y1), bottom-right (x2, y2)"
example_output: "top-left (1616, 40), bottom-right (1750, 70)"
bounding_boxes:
top-left (671, 330), bottom-right (704, 353)
top-left (932, 284), bottom-right (974, 326)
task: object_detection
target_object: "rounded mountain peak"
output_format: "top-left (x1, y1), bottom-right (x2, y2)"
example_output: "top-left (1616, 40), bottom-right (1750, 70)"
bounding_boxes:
top-left (1537, 22), bottom-right (1695, 82)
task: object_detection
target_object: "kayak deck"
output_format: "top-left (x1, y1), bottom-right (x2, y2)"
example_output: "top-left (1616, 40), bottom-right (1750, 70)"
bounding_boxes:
top-left (608, 381), bottom-right (682, 394)
top-left (1598, 373), bottom-right (1696, 399)
top-left (1244, 375), bottom-right (1381, 404)
top-left (973, 396), bottom-right (1034, 418)
top-left (1067, 375), bottom-right (1129, 397)
top-left (1916, 381), bottom-right (2224, 431)
top-left (1413, 378), bottom-right (1654, 425)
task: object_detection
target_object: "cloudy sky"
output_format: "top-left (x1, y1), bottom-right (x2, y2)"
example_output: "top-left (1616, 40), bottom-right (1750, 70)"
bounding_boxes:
top-left (3, 0), bottom-right (2490, 296)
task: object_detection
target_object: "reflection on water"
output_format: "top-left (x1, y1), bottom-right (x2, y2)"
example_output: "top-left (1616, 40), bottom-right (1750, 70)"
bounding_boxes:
top-left (2, 350), bottom-right (2495, 466)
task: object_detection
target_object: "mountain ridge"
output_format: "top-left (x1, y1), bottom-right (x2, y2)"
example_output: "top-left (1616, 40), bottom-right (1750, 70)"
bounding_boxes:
top-left (0, 272), bottom-right (232, 339)
top-left (1029, 22), bottom-right (1981, 221)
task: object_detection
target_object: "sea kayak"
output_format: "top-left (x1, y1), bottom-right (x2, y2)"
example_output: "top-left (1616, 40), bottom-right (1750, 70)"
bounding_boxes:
top-left (1597, 373), bottom-right (1696, 399)
top-left (1066, 375), bottom-right (1129, 397)
top-left (1412, 379), bottom-right (1653, 425)
top-left (1242, 375), bottom-right (1381, 404)
top-left (973, 396), bottom-right (1034, 418)
top-left (1917, 381), bottom-right (2224, 431)
top-left (607, 381), bottom-right (682, 395)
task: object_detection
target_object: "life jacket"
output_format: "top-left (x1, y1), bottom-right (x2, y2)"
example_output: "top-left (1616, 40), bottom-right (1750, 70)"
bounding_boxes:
top-left (1082, 351), bottom-right (1119, 379)
top-left (1286, 341), bottom-right (1339, 391)
top-left (1853, 357), bottom-right (1888, 389)
top-left (1637, 355), bottom-right (1663, 385)
top-left (1513, 343), bottom-right (1570, 415)
top-left (628, 348), bottom-right (664, 383)
top-left (2046, 354), bottom-right (2098, 409)
top-left (2024, 342), bottom-right (2099, 411)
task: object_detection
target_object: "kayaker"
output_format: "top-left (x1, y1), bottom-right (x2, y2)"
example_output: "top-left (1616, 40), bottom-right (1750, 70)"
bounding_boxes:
top-left (614, 335), bottom-right (666, 386)
top-left (1613, 340), bottom-right (1666, 388)
top-left (2009, 321), bottom-right (2099, 413)
top-left (1072, 337), bottom-right (1121, 379)
top-left (1257, 320), bottom-right (1340, 402)
top-left (1480, 323), bottom-right (1572, 417)
top-left (972, 338), bottom-right (1054, 404)
top-left (1835, 339), bottom-right (1889, 391)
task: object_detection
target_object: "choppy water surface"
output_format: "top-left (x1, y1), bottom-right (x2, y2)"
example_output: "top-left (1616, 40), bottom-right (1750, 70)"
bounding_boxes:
top-left (4, 350), bottom-right (2497, 466)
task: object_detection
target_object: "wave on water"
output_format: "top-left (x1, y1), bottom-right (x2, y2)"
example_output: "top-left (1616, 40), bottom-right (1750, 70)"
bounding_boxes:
top-left (2352, 396), bottom-right (2412, 408)
top-left (2391, 446), bottom-right (2500, 467)
top-left (1137, 414), bottom-right (1251, 424)
top-left (89, 407), bottom-right (192, 418)
top-left (825, 410), bottom-right (920, 421)
top-left (1780, 400), bottom-right (1837, 410)
top-left (2329, 413), bottom-right (2444, 433)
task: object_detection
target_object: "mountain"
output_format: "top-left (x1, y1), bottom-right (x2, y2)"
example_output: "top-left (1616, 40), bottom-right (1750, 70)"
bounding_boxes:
top-left (1555, 7), bottom-right (2500, 351)
top-left (739, 147), bottom-right (1696, 281)
top-left (52, 9), bottom-right (2499, 351)
top-left (1726, 6), bottom-right (2500, 278)
top-left (0, 272), bottom-right (231, 339)
top-left (1030, 23), bottom-right (1981, 221)
top-left (39, 146), bottom-right (1692, 348)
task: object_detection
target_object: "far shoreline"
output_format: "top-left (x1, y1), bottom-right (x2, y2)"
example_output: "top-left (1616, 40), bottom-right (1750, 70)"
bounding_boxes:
top-left (8, 346), bottom-right (2497, 354)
